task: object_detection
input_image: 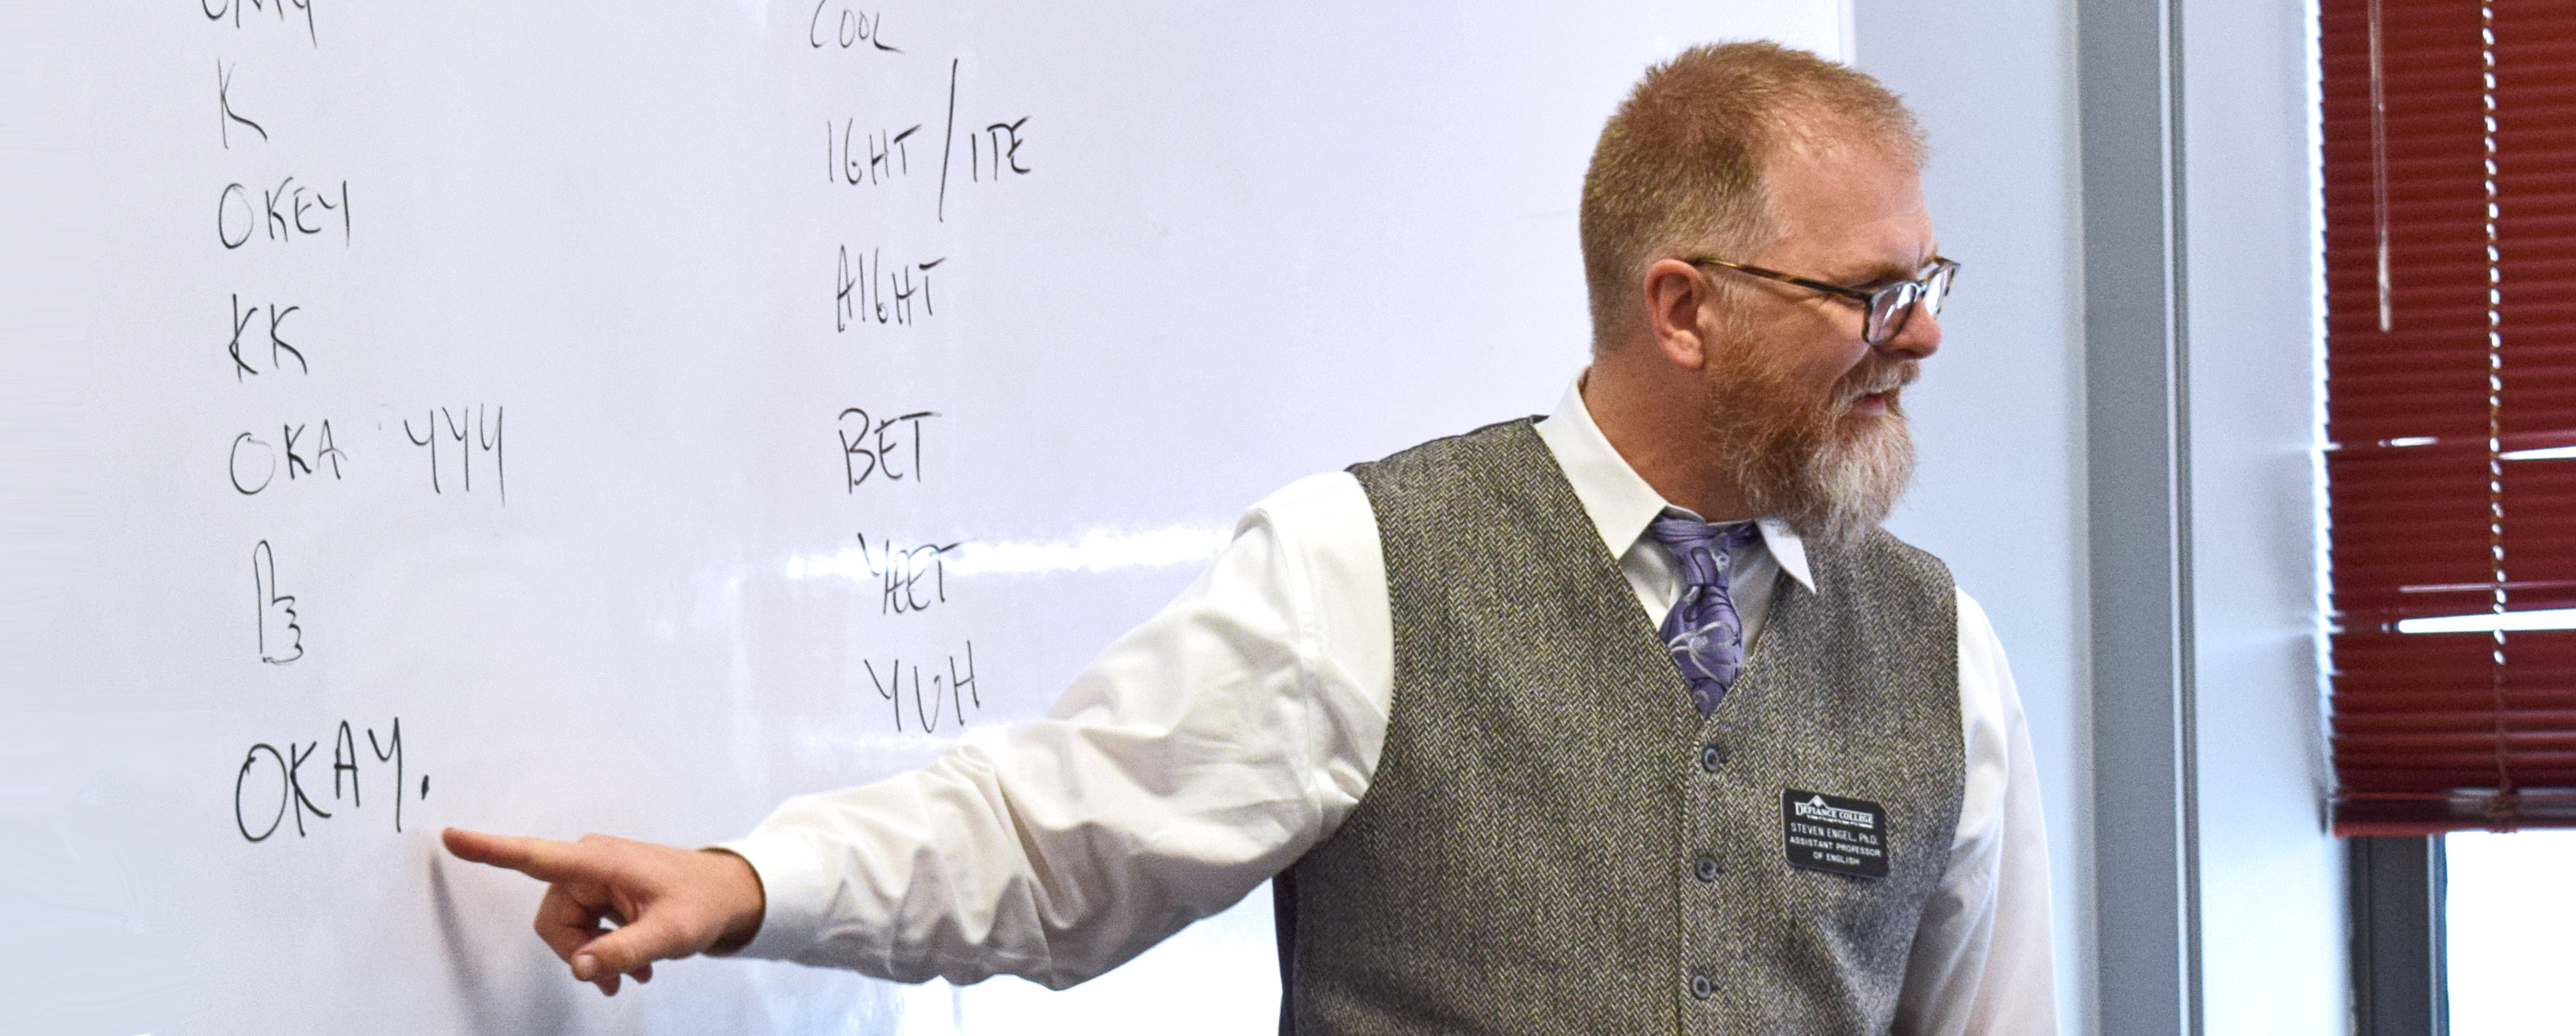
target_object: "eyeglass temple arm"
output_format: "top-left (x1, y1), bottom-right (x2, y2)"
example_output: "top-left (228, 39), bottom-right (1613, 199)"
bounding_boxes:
top-left (1683, 257), bottom-right (1881, 304)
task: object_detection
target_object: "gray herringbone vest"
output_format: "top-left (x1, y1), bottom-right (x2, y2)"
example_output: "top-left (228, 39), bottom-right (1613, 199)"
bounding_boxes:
top-left (1279, 418), bottom-right (1963, 1035)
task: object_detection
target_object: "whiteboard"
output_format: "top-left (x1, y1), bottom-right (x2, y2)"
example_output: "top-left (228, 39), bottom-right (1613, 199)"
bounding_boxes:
top-left (5, 2), bottom-right (1845, 1034)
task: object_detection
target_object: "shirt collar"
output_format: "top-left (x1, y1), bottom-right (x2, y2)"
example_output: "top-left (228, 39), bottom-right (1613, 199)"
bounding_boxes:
top-left (1532, 375), bottom-right (1816, 593)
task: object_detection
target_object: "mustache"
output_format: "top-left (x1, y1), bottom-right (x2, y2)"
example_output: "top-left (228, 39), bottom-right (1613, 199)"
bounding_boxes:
top-left (1838, 359), bottom-right (1919, 403)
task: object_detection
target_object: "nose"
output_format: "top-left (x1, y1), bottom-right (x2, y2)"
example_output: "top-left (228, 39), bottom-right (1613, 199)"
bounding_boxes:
top-left (1880, 302), bottom-right (1941, 361)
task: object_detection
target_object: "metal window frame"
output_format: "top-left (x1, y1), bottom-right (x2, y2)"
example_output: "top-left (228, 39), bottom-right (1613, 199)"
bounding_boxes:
top-left (2080, 0), bottom-right (2201, 1031)
top-left (2348, 835), bottom-right (2449, 1036)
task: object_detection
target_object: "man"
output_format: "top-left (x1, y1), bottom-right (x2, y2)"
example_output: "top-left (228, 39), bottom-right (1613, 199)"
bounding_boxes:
top-left (446, 42), bottom-right (2055, 1034)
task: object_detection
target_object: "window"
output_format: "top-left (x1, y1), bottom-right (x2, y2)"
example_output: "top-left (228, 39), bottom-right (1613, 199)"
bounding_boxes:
top-left (2323, 3), bottom-right (2576, 1032)
top-left (2445, 830), bottom-right (2576, 1033)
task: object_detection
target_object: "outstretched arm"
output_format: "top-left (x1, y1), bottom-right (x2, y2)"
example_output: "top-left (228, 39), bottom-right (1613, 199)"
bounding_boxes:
top-left (440, 827), bottom-right (768, 996)
top-left (442, 472), bottom-right (1394, 994)
top-left (719, 474), bottom-right (1390, 986)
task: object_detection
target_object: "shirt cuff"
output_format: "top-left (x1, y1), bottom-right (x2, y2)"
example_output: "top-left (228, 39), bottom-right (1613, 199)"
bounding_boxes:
top-left (709, 829), bottom-right (834, 961)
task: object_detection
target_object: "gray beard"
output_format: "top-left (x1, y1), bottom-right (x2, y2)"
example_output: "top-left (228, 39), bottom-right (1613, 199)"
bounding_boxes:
top-left (1749, 414), bottom-right (1916, 551)
top-left (1705, 357), bottom-right (1919, 551)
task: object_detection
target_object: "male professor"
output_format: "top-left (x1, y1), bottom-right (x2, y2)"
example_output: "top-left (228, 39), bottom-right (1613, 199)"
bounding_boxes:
top-left (447, 42), bottom-right (2057, 1034)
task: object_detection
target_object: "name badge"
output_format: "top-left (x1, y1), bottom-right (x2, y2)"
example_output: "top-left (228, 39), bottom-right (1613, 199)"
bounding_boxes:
top-left (1781, 789), bottom-right (1889, 879)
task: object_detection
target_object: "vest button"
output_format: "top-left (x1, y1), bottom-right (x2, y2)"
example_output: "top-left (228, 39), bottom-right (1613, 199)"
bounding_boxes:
top-left (1695, 856), bottom-right (1721, 882)
top-left (1700, 745), bottom-right (1725, 773)
top-left (1689, 974), bottom-right (1714, 1000)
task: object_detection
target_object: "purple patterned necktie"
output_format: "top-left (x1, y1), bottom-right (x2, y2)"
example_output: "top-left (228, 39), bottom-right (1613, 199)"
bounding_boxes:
top-left (1647, 510), bottom-right (1762, 716)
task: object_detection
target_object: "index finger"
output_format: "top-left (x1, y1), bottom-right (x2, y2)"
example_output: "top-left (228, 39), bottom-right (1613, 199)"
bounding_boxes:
top-left (442, 826), bottom-right (588, 883)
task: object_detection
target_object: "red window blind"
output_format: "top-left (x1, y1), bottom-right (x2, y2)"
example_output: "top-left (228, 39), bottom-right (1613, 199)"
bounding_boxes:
top-left (2323, 0), bottom-right (2576, 835)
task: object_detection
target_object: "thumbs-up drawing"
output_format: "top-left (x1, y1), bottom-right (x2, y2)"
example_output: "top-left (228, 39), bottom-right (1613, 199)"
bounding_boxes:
top-left (254, 540), bottom-right (304, 665)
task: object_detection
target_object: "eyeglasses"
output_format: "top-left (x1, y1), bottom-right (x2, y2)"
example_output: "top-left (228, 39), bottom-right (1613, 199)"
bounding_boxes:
top-left (1684, 255), bottom-right (1959, 347)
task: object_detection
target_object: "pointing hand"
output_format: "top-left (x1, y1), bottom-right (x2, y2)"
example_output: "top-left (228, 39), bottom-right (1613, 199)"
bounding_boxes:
top-left (441, 826), bottom-right (767, 995)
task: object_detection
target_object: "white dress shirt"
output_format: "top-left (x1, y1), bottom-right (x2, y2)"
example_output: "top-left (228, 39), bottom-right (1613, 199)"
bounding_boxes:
top-left (725, 379), bottom-right (2058, 1035)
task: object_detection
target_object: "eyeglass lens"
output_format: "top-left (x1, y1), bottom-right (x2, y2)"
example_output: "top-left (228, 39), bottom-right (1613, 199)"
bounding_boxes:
top-left (1862, 263), bottom-right (1955, 345)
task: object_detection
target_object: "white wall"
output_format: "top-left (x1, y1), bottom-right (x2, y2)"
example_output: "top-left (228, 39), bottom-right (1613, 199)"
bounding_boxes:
top-left (1852, 5), bottom-right (2098, 1033)
top-left (2180, 0), bottom-right (2348, 1032)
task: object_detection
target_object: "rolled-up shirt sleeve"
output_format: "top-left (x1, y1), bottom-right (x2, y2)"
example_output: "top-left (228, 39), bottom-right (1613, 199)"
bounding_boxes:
top-left (717, 472), bottom-right (1390, 989)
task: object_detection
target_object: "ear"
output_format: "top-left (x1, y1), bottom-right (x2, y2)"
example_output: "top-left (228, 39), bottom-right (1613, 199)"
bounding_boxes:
top-left (1641, 259), bottom-right (1716, 370)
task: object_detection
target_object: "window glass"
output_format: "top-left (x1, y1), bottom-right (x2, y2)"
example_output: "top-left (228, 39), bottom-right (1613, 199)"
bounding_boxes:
top-left (2445, 830), bottom-right (2576, 1034)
